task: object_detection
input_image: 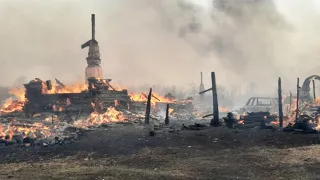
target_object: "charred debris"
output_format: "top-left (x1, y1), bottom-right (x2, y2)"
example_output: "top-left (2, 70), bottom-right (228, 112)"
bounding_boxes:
top-left (2, 13), bottom-right (320, 149)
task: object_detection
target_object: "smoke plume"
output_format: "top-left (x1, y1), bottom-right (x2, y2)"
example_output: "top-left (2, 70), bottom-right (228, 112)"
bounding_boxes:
top-left (0, 0), bottom-right (320, 97)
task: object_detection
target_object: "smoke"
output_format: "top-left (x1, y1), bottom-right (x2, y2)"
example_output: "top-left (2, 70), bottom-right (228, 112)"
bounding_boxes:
top-left (0, 0), bottom-right (320, 97)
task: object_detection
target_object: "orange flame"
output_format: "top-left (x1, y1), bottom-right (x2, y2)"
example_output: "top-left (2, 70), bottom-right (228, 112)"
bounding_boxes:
top-left (73, 107), bottom-right (125, 128)
top-left (169, 108), bottom-right (174, 115)
top-left (219, 107), bottom-right (230, 113)
top-left (0, 122), bottom-right (54, 141)
top-left (129, 92), bottom-right (174, 106)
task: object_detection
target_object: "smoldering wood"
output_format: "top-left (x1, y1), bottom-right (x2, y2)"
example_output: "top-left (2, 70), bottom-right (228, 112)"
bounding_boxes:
top-left (151, 94), bottom-right (161, 101)
top-left (211, 72), bottom-right (219, 126)
top-left (278, 77), bottom-right (283, 128)
top-left (22, 78), bottom-right (132, 116)
top-left (198, 72), bottom-right (220, 126)
top-left (145, 88), bottom-right (152, 124)
top-left (55, 78), bottom-right (66, 88)
top-left (142, 93), bottom-right (160, 101)
top-left (296, 78), bottom-right (300, 122)
top-left (165, 104), bottom-right (169, 125)
top-left (46, 80), bottom-right (52, 90)
top-left (141, 93), bottom-right (160, 101)
top-left (104, 79), bottom-right (116, 91)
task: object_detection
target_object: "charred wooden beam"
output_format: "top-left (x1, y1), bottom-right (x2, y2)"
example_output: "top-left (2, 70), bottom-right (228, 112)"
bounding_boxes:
top-left (289, 91), bottom-right (292, 111)
top-left (151, 94), bottom-right (161, 101)
top-left (145, 88), bottom-right (152, 124)
top-left (104, 80), bottom-right (115, 91)
top-left (92, 14), bottom-right (95, 40)
top-left (296, 78), bottom-right (300, 122)
top-left (278, 77), bottom-right (283, 128)
top-left (165, 104), bottom-right (169, 125)
top-left (203, 113), bottom-right (213, 118)
top-left (46, 80), bottom-right (52, 90)
top-left (211, 72), bottom-right (220, 126)
top-left (313, 79), bottom-right (316, 101)
top-left (149, 118), bottom-right (155, 136)
top-left (55, 78), bottom-right (66, 88)
top-left (199, 88), bottom-right (212, 95)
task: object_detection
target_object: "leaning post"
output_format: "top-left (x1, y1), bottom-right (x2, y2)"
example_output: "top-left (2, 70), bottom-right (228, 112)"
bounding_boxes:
top-left (278, 77), bottom-right (283, 128)
top-left (145, 88), bottom-right (152, 124)
top-left (313, 80), bottom-right (316, 101)
top-left (296, 78), bottom-right (299, 122)
top-left (165, 104), bottom-right (170, 125)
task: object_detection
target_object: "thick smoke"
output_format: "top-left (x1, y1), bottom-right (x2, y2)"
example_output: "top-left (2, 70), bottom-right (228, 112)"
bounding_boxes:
top-left (0, 0), bottom-right (319, 97)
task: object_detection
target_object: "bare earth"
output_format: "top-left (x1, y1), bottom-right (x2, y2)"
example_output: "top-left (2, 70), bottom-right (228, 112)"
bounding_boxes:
top-left (1, 124), bottom-right (320, 180)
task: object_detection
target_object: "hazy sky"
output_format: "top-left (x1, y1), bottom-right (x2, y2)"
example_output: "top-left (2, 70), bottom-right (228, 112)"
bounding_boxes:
top-left (0, 0), bottom-right (320, 96)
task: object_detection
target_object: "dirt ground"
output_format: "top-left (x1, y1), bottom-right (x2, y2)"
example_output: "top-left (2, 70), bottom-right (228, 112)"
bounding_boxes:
top-left (1, 123), bottom-right (320, 180)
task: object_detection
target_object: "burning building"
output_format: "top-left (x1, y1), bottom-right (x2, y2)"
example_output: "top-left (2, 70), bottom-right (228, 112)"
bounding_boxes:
top-left (0, 14), bottom-right (194, 119)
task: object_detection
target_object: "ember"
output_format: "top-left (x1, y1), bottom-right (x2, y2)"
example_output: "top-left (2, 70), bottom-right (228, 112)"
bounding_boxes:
top-left (0, 122), bottom-right (54, 141)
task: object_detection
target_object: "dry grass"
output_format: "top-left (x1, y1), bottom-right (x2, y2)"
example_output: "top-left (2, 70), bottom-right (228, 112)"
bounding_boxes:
top-left (1, 145), bottom-right (319, 180)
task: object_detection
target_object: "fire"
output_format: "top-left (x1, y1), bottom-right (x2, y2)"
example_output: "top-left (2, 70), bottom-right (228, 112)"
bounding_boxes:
top-left (169, 108), bottom-right (174, 114)
top-left (129, 93), bottom-right (147, 102)
top-left (237, 120), bottom-right (244, 124)
top-left (45, 83), bottom-right (87, 94)
top-left (219, 107), bottom-right (230, 113)
top-left (0, 99), bottom-right (24, 113)
top-left (129, 92), bottom-right (174, 106)
top-left (9, 88), bottom-right (26, 101)
top-left (73, 106), bottom-right (125, 128)
top-left (53, 105), bottom-right (64, 112)
top-left (0, 87), bottom-right (26, 114)
top-left (0, 123), bottom-right (54, 141)
top-left (114, 99), bottom-right (119, 106)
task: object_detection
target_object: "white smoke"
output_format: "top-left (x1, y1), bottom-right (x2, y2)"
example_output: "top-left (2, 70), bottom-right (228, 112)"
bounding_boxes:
top-left (0, 0), bottom-right (319, 98)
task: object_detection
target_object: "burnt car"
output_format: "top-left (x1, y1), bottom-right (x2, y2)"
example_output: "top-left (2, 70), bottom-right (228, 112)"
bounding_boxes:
top-left (239, 97), bottom-right (278, 124)
top-left (240, 97), bottom-right (278, 114)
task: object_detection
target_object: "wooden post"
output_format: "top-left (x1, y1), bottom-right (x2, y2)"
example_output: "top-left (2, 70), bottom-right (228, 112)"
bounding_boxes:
top-left (165, 104), bottom-right (169, 125)
top-left (149, 118), bottom-right (155, 136)
top-left (296, 78), bottom-right (299, 122)
top-left (145, 88), bottom-right (152, 124)
top-left (278, 77), bottom-right (283, 128)
top-left (199, 72), bottom-right (205, 102)
top-left (313, 79), bottom-right (316, 101)
top-left (289, 91), bottom-right (292, 111)
top-left (211, 72), bottom-right (220, 126)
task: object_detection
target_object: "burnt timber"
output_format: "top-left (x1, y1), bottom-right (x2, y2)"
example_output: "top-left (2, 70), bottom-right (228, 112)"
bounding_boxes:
top-left (23, 78), bottom-right (131, 116)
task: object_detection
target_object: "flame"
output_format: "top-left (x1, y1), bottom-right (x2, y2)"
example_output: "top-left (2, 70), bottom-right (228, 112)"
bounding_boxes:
top-left (0, 87), bottom-right (26, 114)
top-left (0, 81), bottom-right (88, 114)
top-left (219, 107), bottom-right (230, 113)
top-left (73, 107), bottom-right (125, 128)
top-left (45, 83), bottom-right (87, 94)
top-left (237, 120), bottom-right (244, 124)
top-left (0, 122), bottom-right (54, 141)
top-left (129, 92), bottom-right (174, 106)
top-left (169, 108), bottom-right (174, 115)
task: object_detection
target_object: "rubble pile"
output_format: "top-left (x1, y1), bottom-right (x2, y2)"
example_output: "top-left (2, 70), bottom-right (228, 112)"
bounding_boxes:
top-left (0, 79), bottom-right (200, 147)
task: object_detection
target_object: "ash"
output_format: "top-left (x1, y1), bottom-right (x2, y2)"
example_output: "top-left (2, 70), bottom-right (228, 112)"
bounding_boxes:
top-left (0, 104), bottom-right (205, 148)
